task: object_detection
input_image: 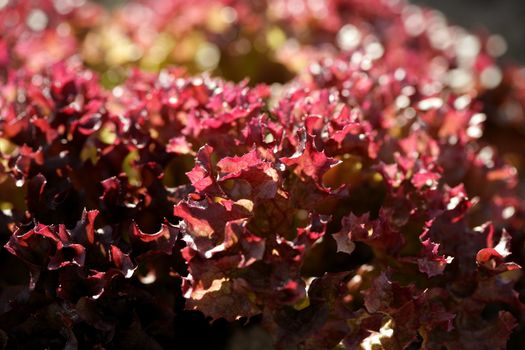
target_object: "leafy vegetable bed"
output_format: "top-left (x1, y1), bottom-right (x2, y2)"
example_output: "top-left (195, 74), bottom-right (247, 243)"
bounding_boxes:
top-left (1, 0), bottom-right (525, 348)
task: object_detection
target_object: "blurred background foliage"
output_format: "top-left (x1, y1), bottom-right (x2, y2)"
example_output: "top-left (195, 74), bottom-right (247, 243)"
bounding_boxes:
top-left (94, 0), bottom-right (525, 63)
top-left (413, 0), bottom-right (525, 63)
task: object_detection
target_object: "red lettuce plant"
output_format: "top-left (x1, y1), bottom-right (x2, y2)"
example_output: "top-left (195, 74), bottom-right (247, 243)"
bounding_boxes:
top-left (1, 0), bottom-right (525, 349)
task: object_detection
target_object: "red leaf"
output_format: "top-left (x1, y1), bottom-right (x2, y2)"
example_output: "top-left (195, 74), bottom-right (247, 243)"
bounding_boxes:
top-left (281, 135), bottom-right (340, 183)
